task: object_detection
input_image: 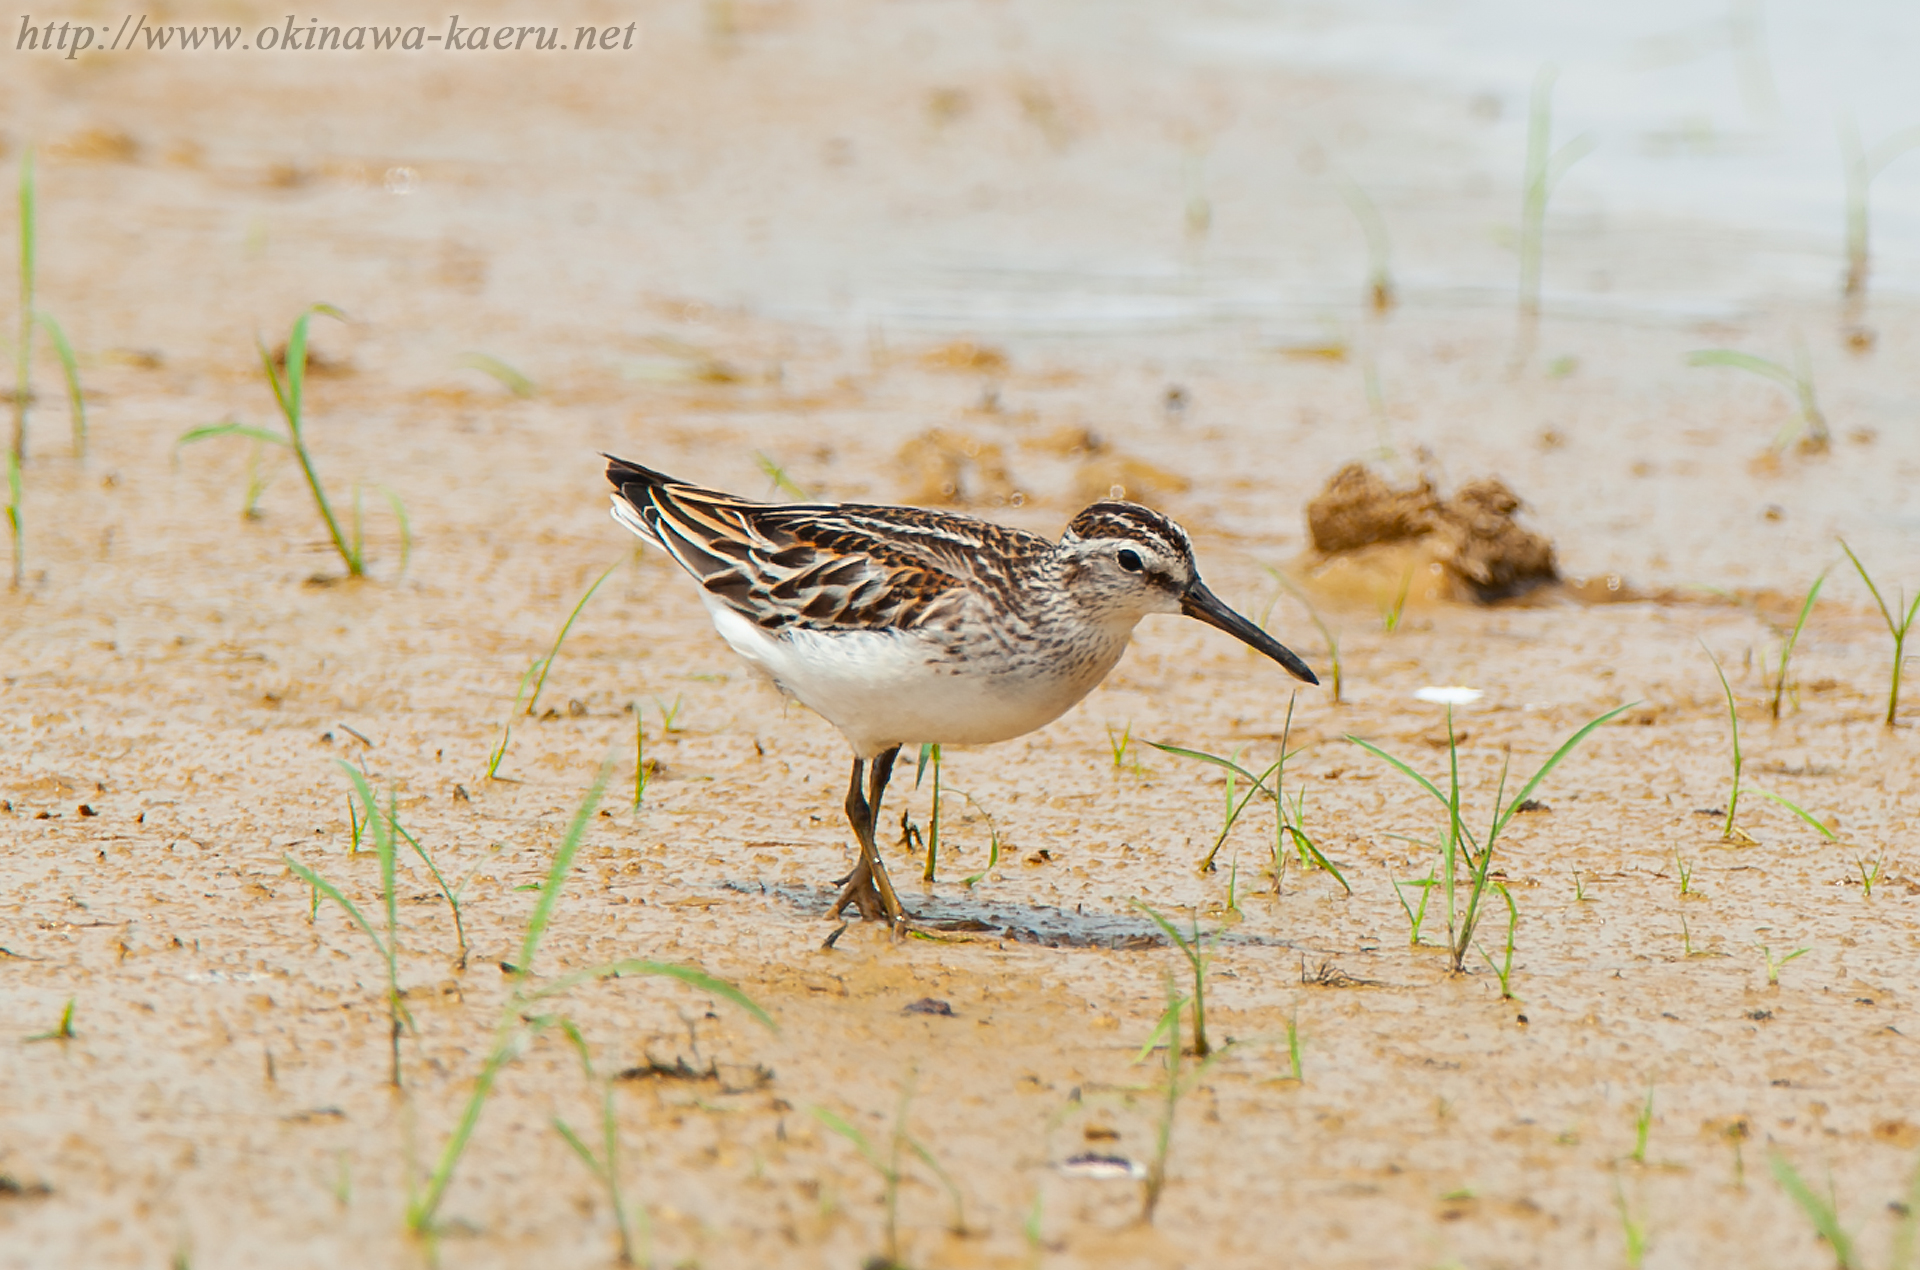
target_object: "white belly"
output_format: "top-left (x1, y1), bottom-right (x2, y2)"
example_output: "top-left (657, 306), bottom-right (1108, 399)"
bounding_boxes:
top-left (704, 599), bottom-right (1123, 758)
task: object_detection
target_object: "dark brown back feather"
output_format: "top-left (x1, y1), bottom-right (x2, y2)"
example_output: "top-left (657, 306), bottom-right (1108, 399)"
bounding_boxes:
top-left (604, 455), bottom-right (1052, 632)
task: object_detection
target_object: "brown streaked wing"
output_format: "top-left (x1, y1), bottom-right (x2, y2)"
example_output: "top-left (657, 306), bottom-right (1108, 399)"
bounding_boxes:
top-left (623, 478), bottom-right (1051, 633)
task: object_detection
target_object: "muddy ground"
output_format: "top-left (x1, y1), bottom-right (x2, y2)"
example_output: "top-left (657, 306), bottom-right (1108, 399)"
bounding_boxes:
top-left (4, 3), bottom-right (1920, 1268)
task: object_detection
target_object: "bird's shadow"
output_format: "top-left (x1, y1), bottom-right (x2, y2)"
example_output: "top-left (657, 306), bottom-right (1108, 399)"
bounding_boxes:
top-left (721, 880), bottom-right (1333, 952)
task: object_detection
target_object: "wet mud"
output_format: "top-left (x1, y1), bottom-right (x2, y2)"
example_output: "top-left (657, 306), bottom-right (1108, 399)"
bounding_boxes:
top-left (4, 6), bottom-right (1920, 1270)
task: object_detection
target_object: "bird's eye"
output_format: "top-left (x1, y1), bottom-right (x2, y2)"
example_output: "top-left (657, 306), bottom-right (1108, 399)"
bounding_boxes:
top-left (1116, 548), bottom-right (1144, 573)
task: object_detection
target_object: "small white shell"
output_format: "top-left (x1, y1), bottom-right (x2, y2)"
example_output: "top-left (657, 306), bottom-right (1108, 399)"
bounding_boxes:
top-left (1415, 686), bottom-right (1483, 705)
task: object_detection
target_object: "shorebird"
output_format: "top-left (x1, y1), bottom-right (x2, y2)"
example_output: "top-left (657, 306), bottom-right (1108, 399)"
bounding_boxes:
top-left (604, 455), bottom-right (1318, 930)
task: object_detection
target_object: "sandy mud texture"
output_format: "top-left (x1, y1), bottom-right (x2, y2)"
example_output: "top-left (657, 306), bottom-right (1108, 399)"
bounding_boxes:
top-left (4, 4), bottom-right (1920, 1268)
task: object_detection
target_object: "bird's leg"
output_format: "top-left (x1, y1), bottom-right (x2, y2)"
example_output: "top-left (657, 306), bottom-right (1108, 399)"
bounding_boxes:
top-left (831, 758), bottom-right (885, 922)
top-left (863, 746), bottom-right (908, 928)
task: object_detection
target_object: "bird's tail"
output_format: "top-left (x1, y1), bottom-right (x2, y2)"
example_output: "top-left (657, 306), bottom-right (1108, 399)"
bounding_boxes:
top-left (603, 453), bottom-right (676, 548)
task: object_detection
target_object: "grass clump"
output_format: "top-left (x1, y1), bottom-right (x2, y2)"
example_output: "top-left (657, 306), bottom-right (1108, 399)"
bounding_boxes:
top-left (1687, 343), bottom-right (1829, 453)
top-left (1150, 697), bottom-right (1349, 890)
top-left (287, 763), bottom-right (413, 1087)
top-left (24, 996), bottom-right (75, 1042)
top-left (1349, 701), bottom-right (1631, 974)
top-left (1839, 539), bottom-right (1919, 727)
top-left (179, 304), bottom-right (408, 577)
top-left (1629, 1085), bottom-right (1654, 1165)
top-left (1131, 902), bottom-right (1215, 1058)
top-left (406, 764), bottom-right (775, 1237)
top-left (1768, 569), bottom-right (1827, 719)
top-left (1614, 1177), bottom-right (1650, 1268)
top-left (810, 1071), bottom-right (964, 1270)
top-left (1759, 943), bottom-right (1809, 987)
top-left (1106, 721), bottom-right (1146, 776)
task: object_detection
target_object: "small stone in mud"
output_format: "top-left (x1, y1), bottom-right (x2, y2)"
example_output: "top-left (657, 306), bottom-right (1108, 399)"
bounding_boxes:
top-left (1515, 799), bottom-right (1550, 813)
top-left (1747, 1009), bottom-right (1772, 1021)
top-left (0, 1175), bottom-right (53, 1199)
top-left (77, 804), bottom-right (97, 817)
top-left (1058, 1152), bottom-right (1143, 1180)
top-left (904, 997), bottom-right (954, 1017)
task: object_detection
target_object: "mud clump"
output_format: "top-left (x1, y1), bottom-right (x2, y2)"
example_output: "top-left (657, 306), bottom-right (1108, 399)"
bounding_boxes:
top-left (1306, 463), bottom-right (1557, 602)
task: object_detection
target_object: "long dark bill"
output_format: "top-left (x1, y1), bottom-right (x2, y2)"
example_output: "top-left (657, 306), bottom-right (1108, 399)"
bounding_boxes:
top-left (1181, 580), bottom-right (1320, 685)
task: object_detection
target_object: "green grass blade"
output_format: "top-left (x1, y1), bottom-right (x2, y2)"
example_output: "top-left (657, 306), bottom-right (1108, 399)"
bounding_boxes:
top-left (809, 1106), bottom-right (884, 1171)
top-left (754, 451), bottom-right (809, 500)
top-left (1345, 735), bottom-right (1452, 812)
top-left (515, 764), bottom-right (611, 978)
top-left (1134, 994), bottom-right (1188, 1062)
top-left (409, 1038), bottom-right (520, 1231)
top-left (379, 487), bottom-right (411, 578)
top-left (285, 310), bottom-right (312, 427)
top-left (1751, 789), bottom-right (1838, 840)
top-left (1687, 349), bottom-right (1797, 388)
top-left (255, 336), bottom-right (292, 422)
top-left (1768, 1152), bottom-right (1858, 1270)
top-left (1130, 900), bottom-right (1198, 963)
top-left (284, 857), bottom-right (387, 960)
top-left (1489, 703), bottom-right (1637, 841)
top-left (524, 958), bottom-right (777, 1033)
top-left (486, 657), bottom-right (543, 779)
top-left (1837, 539), bottom-right (1897, 631)
top-left (177, 422), bottom-right (291, 448)
top-left (552, 1117), bottom-right (606, 1180)
top-left (33, 314), bottom-right (83, 460)
top-left (272, 305), bottom-right (354, 574)
top-left (6, 448), bottom-right (21, 589)
top-left (525, 560), bottom-right (621, 717)
top-left (906, 1134), bottom-right (966, 1232)
top-left (1772, 571), bottom-right (1826, 716)
top-left (457, 352), bottom-right (537, 397)
top-left (1286, 825), bottom-right (1352, 894)
top-left (15, 149), bottom-right (35, 462)
top-left (1145, 740), bottom-right (1295, 793)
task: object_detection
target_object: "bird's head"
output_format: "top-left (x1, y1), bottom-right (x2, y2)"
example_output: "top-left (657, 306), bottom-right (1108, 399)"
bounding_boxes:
top-left (1058, 500), bottom-right (1318, 685)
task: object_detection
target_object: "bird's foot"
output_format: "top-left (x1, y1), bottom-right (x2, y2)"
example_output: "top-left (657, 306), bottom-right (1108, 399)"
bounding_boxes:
top-left (830, 855), bottom-right (911, 932)
top-left (831, 863), bottom-right (888, 923)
